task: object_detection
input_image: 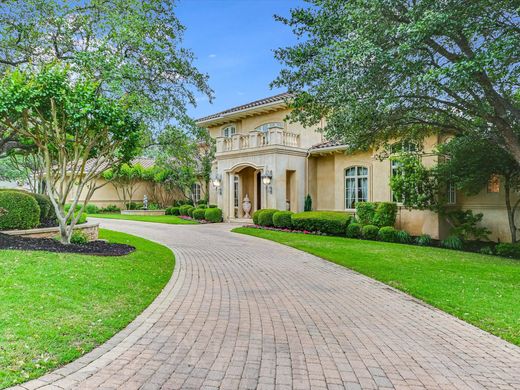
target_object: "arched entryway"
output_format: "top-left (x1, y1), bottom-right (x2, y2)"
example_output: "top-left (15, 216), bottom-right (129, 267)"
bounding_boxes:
top-left (227, 163), bottom-right (264, 219)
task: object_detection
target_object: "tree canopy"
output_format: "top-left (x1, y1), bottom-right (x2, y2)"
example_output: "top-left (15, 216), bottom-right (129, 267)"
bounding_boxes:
top-left (273, 0), bottom-right (520, 165)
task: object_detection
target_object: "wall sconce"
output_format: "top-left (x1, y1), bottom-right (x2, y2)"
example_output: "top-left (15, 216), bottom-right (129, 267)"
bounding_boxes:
top-left (261, 169), bottom-right (273, 194)
top-left (212, 174), bottom-right (222, 195)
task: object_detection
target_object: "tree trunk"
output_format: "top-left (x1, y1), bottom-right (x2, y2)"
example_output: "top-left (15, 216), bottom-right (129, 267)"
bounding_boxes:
top-left (504, 177), bottom-right (517, 243)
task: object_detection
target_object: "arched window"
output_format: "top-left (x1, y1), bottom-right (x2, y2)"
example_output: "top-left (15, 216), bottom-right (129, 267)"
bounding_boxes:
top-left (254, 122), bottom-right (284, 132)
top-left (222, 125), bottom-right (236, 137)
top-left (345, 166), bottom-right (368, 209)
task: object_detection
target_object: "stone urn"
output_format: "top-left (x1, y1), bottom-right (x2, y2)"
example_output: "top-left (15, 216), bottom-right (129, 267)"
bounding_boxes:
top-left (242, 194), bottom-right (252, 219)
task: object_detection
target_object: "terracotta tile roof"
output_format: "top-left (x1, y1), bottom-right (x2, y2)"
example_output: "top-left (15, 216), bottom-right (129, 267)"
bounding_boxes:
top-left (310, 140), bottom-right (347, 150)
top-left (82, 157), bottom-right (156, 173)
top-left (195, 92), bottom-right (292, 123)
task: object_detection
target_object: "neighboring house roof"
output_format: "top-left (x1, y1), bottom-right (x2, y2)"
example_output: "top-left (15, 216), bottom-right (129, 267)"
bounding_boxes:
top-left (78, 157), bottom-right (156, 174)
top-left (195, 92), bottom-right (292, 126)
top-left (309, 141), bottom-right (348, 154)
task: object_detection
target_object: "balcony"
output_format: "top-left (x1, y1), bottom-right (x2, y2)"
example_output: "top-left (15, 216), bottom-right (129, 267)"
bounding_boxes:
top-left (216, 129), bottom-right (300, 154)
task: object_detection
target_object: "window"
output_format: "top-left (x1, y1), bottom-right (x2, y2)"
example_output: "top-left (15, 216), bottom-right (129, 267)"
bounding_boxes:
top-left (191, 183), bottom-right (201, 203)
top-left (390, 140), bottom-right (418, 154)
top-left (233, 175), bottom-right (239, 218)
top-left (222, 125), bottom-right (236, 137)
top-left (447, 182), bottom-right (456, 204)
top-left (345, 166), bottom-right (368, 209)
top-left (254, 122), bottom-right (284, 132)
top-left (391, 159), bottom-right (403, 203)
top-left (487, 175), bottom-right (500, 193)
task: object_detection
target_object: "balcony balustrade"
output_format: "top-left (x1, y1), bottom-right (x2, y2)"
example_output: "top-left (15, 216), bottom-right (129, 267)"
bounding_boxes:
top-left (216, 129), bottom-right (300, 154)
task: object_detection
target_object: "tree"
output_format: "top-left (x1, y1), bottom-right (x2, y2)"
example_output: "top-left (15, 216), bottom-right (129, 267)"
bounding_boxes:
top-left (0, 0), bottom-right (213, 130)
top-left (103, 163), bottom-right (147, 210)
top-left (273, 1), bottom-right (520, 165)
top-left (0, 151), bottom-right (45, 193)
top-left (0, 65), bottom-right (142, 243)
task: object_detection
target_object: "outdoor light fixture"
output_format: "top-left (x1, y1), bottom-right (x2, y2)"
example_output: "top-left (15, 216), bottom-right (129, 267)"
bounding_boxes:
top-left (261, 170), bottom-right (273, 194)
top-left (212, 174), bottom-right (222, 195)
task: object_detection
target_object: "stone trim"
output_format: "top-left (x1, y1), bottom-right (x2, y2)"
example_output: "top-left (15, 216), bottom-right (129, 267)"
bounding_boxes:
top-left (2, 222), bottom-right (99, 241)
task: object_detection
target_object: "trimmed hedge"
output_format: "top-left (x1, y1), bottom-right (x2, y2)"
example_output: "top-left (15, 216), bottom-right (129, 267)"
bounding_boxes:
top-left (355, 202), bottom-right (377, 225)
top-left (0, 190), bottom-right (41, 230)
top-left (68, 211), bottom-right (87, 225)
top-left (273, 211), bottom-right (293, 229)
top-left (32, 193), bottom-right (52, 223)
top-left (179, 204), bottom-right (192, 216)
top-left (187, 206), bottom-right (196, 217)
top-left (362, 224), bottom-right (379, 240)
top-left (258, 209), bottom-right (278, 227)
top-left (166, 206), bottom-right (180, 216)
top-left (378, 226), bottom-right (398, 242)
top-left (356, 201), bottom-right (397, 227)
top-left (192, 208), bottom-right (206, 220)
top-left (496, 243), bottom-right (520, 259)
top-left (252, 209), bottom-right (262, 225)
top-left (291, 211), bottom-right (351, 235)
top-left (346, 222), bottom-right (362, 238)
top-left (85, 203), bottom-right (99, 214)
top-left (205, 207), bottom-right (223, 223)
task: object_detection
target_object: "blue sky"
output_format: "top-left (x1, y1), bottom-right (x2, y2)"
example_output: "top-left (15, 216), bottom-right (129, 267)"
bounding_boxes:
top-left (175, 0), bottom-right (305, 119)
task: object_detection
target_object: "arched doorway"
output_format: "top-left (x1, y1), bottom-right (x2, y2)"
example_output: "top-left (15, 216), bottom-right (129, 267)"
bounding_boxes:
top-left (227, 164), bottom-right (264, 219)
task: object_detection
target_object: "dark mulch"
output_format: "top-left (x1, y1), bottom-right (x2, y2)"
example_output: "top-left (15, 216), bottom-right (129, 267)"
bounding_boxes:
top-left (0, 233), bottom-right (135, 256)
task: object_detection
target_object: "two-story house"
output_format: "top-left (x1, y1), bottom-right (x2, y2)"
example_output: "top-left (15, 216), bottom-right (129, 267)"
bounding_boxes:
top-left (197, 93), bottom-right (517, 242)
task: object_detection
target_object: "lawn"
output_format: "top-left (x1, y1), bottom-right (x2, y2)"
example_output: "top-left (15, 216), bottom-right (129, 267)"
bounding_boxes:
top-left (0, 229), bottom-right (174, 388)
top-left (89, 213), bottom-right (197, 224)
top-left (233, 227), bottom-right (520, 346)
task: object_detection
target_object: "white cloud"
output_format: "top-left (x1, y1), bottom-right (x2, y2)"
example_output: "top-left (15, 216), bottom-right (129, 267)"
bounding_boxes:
top-left (208, 54), bottom-right (217, 58)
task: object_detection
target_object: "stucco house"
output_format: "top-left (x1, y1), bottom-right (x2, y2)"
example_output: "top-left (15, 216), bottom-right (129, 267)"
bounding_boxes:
top-left (197, 93), bottom-right (517, 242)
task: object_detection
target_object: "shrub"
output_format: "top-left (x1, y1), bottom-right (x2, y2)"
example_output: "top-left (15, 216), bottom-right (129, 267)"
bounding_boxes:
top-left (205, 207), bottom-right (223, 223)
top-left (68, 212), bottom-right (87, 225)
top-left (70, 230), bottom-right (88, 244)
top-left (496, 243), bottom-right (520, 259)
top-left (346, 222), bottom-right (363, 238)
top-left (0, 190), bottom-right (40, 230)
top-left (31, 193), bottom-right (52, 223)
top-left (374, 202), bottom-right (398, 227)
top-left (65, 203), bottom-right (82, 212)
top-left (479, 246), bottom-right (494, 256)
top-left (378, 226), bottom-right (398, 242)
top-left (291, 211), bottom-right (351, 235)
top-left (273, 211), bottom-right (293, 229)
top-left (174, 199), bottom-right (193, 207)
top-left (441, 235), bottom-right (463, 250)
top-left (208, 204), bottom-right (217, 208)
top-left (147, 203), bottom-right (159, 210)
top-left (197, 203), bottom-right (207, 209)
top-left (101, 204), bottom-right (120, 213)
top-left (258, 209), bottom-right (278, 227)
top-left (355, 202), bottom-right (377, 225)
top-left (304, 194), bottom-right (312, 211)
top-left (85, 204), bottom-right (99, 214)
top-left (179, 204), bottom-right (192, 216)
top-left (193, 208), bottom-right (207, 220)
top-left (395, 230), bottom-right (412, 244)
top-left (415, 234), bottom-right (432, 246)
top-left (252, 209), bottom-right (262, 225)
top-left (187, 206), bottom-right (196, 217)
top-left (447, 210), bottom-right (490, 241)
top-left (166, 206), bottom-right (180, 216)
top-left (362, 224), bottom-right (379, 240)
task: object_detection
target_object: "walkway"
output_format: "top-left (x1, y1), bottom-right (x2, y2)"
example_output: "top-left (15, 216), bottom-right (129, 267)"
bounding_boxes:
top-left (15, 220), bottom-right (520, 390)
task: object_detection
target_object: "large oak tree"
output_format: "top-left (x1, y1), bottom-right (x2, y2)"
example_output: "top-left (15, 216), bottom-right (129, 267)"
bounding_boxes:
top-left (273, 0), bottom-right (520, 165)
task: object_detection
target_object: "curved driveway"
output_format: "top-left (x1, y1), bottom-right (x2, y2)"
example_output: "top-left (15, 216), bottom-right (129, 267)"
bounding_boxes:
top-left (15, 220), bottom-right (520, 390)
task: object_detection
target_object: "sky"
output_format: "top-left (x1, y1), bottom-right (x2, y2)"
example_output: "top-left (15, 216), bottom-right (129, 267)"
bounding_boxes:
top-left (175, 0), bottom-right (305, 120)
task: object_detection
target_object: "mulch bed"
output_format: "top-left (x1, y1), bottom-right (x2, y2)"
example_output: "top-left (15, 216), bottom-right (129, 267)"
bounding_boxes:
top-left (0, 233), bottom-right (135, 256)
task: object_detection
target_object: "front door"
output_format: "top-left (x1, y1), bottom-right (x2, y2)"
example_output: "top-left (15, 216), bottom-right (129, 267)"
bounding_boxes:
top-left (256, 171), bottom-right (262, 210)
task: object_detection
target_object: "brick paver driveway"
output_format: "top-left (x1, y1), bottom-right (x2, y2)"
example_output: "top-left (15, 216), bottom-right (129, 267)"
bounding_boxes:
top-left (15, 220), bottom-right (520, 390)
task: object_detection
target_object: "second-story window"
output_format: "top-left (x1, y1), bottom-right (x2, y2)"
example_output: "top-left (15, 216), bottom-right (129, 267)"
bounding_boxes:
top-left (254, 122), bottom-right (284, 132)
top-left (222, 125), bottom-right (236, 138)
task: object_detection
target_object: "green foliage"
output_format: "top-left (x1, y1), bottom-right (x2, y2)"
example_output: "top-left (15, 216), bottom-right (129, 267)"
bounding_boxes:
top-left (291, 211), bottom-right (351, 235)
top-left (496, 243), bottom-right (520, 259)
top-left (197, 203), bottom-right (207, 209)
top-left (70, 231), bottom-right (88, 245)
top-left (31, 193), bottom-right (52, 224)
top-left (85, 204), bottom-right (100, 214)
top-left (208, 204), bottom-right (217, 208)
top-left (252, 210), bottom-right (262, 225)
top-left (100, 205), bottom-right (120, 213)
top-left (377, 227), bottom-right (398, 243)
top-left (68, 212), bottom-right (87, 226)
top-left (186, 206), bottom-right (195, 217)
top-left (479, 247), bottom-right (495, 256)
top-left (0, 190), bottom-right (40, 230)
top-left (447, 210), bottom-right (490, 242)
top-left (179, 205), bottom-right (192, 216)
top-left (192, 208), bottom-right (206, 220)
top-left (258, 209), bottom-right (279, 227)
top-left (304, 194), bottom-right (312, 212)
top-left (416, 234), bottom-right (433, 247)
top-left (373, 202), bottom-right (398, 227)
top-left (396, 230), bottom-right (412, 244)
top-left (65, 204), bottom-right (82, 213)
top-left (273, 211), bottom-right (293, 229)
top-left (355, 202), bottom-right (377, 225)
top-left (165, 206), bottom-right (180, 216)
top-left (273, 1), bottom-right (520, 167)
top-left (204, 207), bottom-right (223, 223)
top-left (361, 225), bottom-right (379, 240)
top-left (346, 222), bottom-right (362, 238)
top-left (441, 236), bottom-right (464, 251)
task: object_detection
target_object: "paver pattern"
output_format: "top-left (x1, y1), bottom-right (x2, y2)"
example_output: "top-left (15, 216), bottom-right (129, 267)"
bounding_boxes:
top-left (13, 220), bottom-right (520, 390)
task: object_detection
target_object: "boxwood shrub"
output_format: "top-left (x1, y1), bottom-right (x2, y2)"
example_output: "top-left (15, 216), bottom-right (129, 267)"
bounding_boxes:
top-left (0, 190), bottom-right (40, 230)
top-left (355, 202), bottom-right (377, 225)
top-left (179, 204), bottom-right (192, 216)
top-left (192, 208), bottom-right (207, 220)
top-left (346, 222), bottom-right (362, 238)
top-left (67, 212), bottom-right (87, 225)
top-left (258, 209), bottom-right (278, 227)
top-left (273, 211), bottom-right (293, 229)
top-left (252, 209), bottom-right (262, 225)
top-left (496, 243), bottom-right (520, 259)
top-left (362, 224), bottom-right (379, 240)
top-left (377, 226), bottom-right (398, 242)
top-left (187, 206), bottom-right (196, 217)
top-left (205, 207), bottom-right (223, 223)
top-left (85, 203), bottom-right (99, 214)
top-left (166, 206), bottom-right (180, 216)
top-left (291, 211), bottom-right (351, 235)
top-left (356, 201), bottom-right (397, 227)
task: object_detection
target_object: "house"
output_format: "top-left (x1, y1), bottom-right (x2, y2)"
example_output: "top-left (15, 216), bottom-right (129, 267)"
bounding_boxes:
top-left (197, 93), bottom-right (517, 242)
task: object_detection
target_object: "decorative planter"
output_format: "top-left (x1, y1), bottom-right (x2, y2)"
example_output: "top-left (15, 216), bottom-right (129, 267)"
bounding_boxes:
top-left (242, 194), bottom-right (252, 219)
top-left (1, 222), bottom-right (99, 241)
top-left (121, 210), bottom-right (166, 216)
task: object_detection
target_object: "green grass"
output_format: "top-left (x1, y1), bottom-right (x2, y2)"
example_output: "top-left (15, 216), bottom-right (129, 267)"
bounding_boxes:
top-left (0, 229), bottom-right (174, 388)
top-left (233, 227), bottom-right (520, 346)
top-left (89, 213), bottom-right (197, 224)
